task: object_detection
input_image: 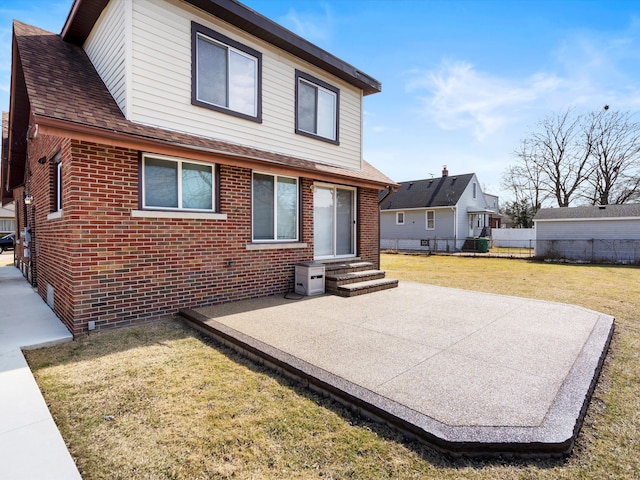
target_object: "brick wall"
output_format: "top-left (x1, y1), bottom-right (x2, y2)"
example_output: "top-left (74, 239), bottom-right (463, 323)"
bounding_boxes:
top-left (357, 187), bottom-right (380, 269)
top-left (22, 136), bottom-right (380, 335)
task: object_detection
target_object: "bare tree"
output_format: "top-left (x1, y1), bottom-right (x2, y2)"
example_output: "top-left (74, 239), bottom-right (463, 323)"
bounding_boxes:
top-left (530, 109), bottom-right (595, 207)
top-left (583, 108), bottom-right (640, 205)
top-left (508, 108), bottom-right (594, 208)
top-left (504, 142), bottom-right (548, 210)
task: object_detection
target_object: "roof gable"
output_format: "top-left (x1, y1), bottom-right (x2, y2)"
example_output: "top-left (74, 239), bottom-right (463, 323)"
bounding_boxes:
top-left (13, 21), bottom-right (125, 129)
top-left (380, 174), bottom-right (474, 210)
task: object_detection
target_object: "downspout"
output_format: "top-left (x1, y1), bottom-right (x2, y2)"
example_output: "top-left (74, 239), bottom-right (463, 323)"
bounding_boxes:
top-left (378, 185), bottom-right (395, 267)
top-left (451, 206), bottom-right (457, 251)
top-left (24, 124), bottom-right (35, 286)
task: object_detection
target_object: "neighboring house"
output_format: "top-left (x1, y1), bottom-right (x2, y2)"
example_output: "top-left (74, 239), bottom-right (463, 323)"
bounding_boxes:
top-left (484, 193), bottom-right (501, 229)
top-left (1, 112), bottom-right (13, 235)
top-left (534, 204), bottom-right (640, 263)
top-left (0, 202), bottom-right (14, 235)
top-left (379, 167), bottom-right (498, 252)
top-left (1, 0), bottom-right (396, 335)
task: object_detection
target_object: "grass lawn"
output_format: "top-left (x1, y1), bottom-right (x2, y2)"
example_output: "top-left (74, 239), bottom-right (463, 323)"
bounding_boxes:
top-left (25, 254), bottom-right (639, 479)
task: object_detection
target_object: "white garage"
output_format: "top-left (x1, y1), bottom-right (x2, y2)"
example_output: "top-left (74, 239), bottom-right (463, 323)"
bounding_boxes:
top-left (533, 204), bottom-right (640, 263)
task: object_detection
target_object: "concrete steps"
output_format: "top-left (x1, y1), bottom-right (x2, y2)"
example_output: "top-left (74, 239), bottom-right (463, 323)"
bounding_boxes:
top-left (323, 259), bottom-right (398, 297)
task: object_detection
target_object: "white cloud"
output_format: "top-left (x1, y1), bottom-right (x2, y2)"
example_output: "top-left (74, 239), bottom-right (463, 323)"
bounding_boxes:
top-left (280, 3), bottom-right (334, 45)
top-left (406, 61), bottom-right (565, 141)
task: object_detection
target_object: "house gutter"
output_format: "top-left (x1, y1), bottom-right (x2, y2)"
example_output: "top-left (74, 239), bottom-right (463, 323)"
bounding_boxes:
top-left (452, 206), bottom-right (457, 246)
top-left (32, 115), bottom-right (394, 190)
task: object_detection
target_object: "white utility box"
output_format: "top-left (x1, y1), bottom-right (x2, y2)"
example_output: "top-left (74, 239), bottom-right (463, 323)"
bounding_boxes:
top-left (294, 262), bottom-right (325, 296)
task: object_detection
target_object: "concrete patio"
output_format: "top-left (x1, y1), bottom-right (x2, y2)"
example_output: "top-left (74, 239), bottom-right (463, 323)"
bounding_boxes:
top-left (180, 281), bottom-right (614, 457)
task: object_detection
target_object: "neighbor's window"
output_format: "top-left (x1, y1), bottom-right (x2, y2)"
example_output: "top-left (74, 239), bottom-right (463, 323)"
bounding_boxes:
top-left (426, 210), bottom-right (435, 230)
top-left (473, 182), bottom-right (477, 199)
top-left (396, 212), bottom-right (405, 225)
top-left (295, 70), bottom-right (339, 143)
top-left (252, 172), bottom-right (298, 241)
top-left (0, 219), bottom-right (14, 231)
top-left (142, 154), bottom-right (214, 211)
top-left (192, 22), bottom-right (261, 121)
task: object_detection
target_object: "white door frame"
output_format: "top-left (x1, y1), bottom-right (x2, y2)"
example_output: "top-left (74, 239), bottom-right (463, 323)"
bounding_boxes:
top-left (313, 182), bottom-right (357, 260)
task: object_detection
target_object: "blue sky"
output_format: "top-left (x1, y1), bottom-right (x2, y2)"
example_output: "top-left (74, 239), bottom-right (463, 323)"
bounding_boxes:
top-left (3, 0), bottom-right (640, 202)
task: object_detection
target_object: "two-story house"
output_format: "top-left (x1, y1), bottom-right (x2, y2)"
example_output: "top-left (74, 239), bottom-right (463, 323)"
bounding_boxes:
top-left (379, 167), bottom-right (498, 252)
top-left (1, 0), bottom-right (396, 335)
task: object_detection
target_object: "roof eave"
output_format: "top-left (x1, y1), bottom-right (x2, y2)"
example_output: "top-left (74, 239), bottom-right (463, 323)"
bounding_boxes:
top-left (33, 114), bottom-right (393, 190)
top-left (5, 28), bottom-right (30, 196)
top-left (61, 0), bottom-right (381, 95)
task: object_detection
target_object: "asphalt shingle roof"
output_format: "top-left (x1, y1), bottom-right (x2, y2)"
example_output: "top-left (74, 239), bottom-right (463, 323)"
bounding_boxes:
top-left (379, 174), bottom-right (474, 210)
top-left (12, 20), bottom-right (396, 188)
top-left (534, 204), bottom-right (640, 220)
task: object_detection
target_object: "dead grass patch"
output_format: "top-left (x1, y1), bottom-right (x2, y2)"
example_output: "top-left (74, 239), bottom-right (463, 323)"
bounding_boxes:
top-left (24, 254), bottom-right (640, 479)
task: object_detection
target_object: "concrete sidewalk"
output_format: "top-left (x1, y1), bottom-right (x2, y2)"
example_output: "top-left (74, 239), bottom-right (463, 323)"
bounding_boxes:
top-left (0, 264), bottom-right (81, 479)
top-left (182, 281), bottom-right (614, 457)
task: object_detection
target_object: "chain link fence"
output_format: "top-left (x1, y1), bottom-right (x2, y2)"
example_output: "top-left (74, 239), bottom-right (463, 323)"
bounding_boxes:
top-left (381, 237), bottom-right (640, 264)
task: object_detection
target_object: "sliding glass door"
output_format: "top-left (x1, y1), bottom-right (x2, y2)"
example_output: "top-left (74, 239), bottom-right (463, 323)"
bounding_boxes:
top-left (313, 184), bottom-right (356, 259)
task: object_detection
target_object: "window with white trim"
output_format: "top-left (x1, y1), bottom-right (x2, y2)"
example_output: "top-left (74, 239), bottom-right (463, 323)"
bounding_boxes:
top-left (192, 22), bottom-right (261, 121)
top-left (473, 182), bottom-right (477, 199)
top-left (426, 210), bottom-right (435, 230)
top-left (142, 154), bottom-right (215, 212)
top-left (295, 70), bottom-right (339, 143)
top-left (252, 172), bottom-right (299, 241)
top-left (396, 212), bottom-right (405, 225)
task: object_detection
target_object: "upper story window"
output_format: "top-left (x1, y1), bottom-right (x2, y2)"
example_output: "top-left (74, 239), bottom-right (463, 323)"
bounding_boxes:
top-left (142, 154), bottom-right (215, 212)
top-left (473, 182), bottom-right (477, 199)
top-left (295, 70), bottom-right (339, 144)
top-left (192, 22), bottom-right (262, 122)
top-left (252, 172), bottom-right (299, 242)
top-left (396, 212), bottom-right (405, 225)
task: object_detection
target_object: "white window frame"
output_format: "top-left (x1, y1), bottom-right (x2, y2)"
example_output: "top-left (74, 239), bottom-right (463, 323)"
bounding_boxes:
top-left (473, 182), bottom-right (477, 199)
top-left (252, 172), bottom-right (299, 242)
top-left (192, 22), bottom-right (262, 122)
top-left (396, 212), bottom-right (405, 225)
top-left (295, 70), bottom-right (339, 144)
top-left (426, 210), bottom-right (435, 230)
top-left (141, 153), bottom-right (216, 212)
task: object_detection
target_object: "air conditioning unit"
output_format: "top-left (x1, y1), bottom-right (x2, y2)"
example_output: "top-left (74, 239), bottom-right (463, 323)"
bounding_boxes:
top-left (294, 262), bottom-right (325, 296)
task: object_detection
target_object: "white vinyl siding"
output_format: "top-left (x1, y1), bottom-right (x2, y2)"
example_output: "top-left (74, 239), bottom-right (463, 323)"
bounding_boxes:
top-left (122, 0), bottom-right (361, 169)
top-left (83, 0), bottom-right (128, 115)
top-left (536, 218), bottom-right (640, 240)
